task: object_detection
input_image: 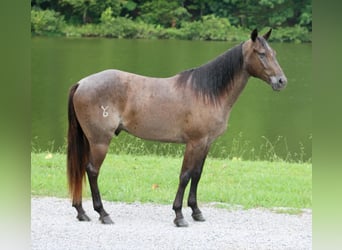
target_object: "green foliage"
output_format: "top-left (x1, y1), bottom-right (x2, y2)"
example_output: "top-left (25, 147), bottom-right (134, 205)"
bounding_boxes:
top-left (179, 15), bottom-right (248, 41)
top-left (99, 7), bottom-right (139, 38)
top-left (100, 7), bottom-right (115, 24)
top-left (139, 0), bottom-right (191, 28)
top-left (61, 14), bottom-right (250, 41)
top-left (268, 6), bottom-right (294, 27)
top-left (55, 0), bottom-right (128, 24)
top-left (59, 0), bottom-right (96, 23)
top-left (101, 17), bottom-right (137, 38)
top-left (207, 0), bottom-right (312, 32)
top-left (272, 25), bottom-right (311, 43)
top-left (31, 8), bottom-right (66, 35)
top-left (199, 15), bottom-right (231, 40)
top-left (298, 3), bottom-right (312, 31)
top-left (178, 21), bottom-right (202, 40)
top-left (31, 0), bottom-right (312, 42)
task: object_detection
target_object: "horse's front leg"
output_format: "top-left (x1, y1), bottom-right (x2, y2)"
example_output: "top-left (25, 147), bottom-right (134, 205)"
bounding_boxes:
top-left (187, 155), bottom-right (208, 222)
top-left (172, 141), bottom-right (209, 227)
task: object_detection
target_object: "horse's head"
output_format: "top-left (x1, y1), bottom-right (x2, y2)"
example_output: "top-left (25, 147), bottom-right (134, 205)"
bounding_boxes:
top-left (243, 28), bottom-right (287, 91)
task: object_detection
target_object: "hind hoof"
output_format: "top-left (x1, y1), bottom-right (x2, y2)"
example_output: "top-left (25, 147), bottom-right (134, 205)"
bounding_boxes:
top-left (192, 212), bottom-right (205, 222)
top-left (174, 217), bottom-right (189, 227)
top-left (77, 213), bottom-right (91, 221)
top-left (100, 215), bottom-right (114, 224)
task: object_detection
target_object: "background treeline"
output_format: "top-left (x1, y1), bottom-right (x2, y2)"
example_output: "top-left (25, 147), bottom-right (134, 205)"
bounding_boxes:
top-left (31, 0), bottom-right (312, 42)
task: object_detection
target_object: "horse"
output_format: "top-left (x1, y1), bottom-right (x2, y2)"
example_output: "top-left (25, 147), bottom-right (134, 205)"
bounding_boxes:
top-left (67, 28), bottom-right (287, 227)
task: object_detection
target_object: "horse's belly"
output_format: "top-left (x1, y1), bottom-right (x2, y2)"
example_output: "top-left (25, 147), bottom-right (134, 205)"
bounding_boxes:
top-left (124, 121), bottom-right (185, 143)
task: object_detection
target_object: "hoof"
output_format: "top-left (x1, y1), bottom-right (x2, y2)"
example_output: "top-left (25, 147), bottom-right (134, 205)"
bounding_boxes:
top-left (77, 213), bottom-right (91, 222)
top-left (174, 217), bottom-right (189, 227)
top-left (100, 215), bottom-right (114, 224)
top-left (192, 212), bottom-right (205, 222)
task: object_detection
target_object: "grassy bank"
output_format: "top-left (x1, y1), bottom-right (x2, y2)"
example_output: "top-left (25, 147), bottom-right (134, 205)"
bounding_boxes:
top-left (31, 152), bottom-right (311, 211)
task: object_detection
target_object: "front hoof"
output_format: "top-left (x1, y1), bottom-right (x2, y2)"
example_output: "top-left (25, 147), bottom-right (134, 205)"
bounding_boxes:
top-left (100, 215), bottom-right (114, 224)
top-left (77, 213), bottom-right (91, 221)
top-left (192, 212), bottom-right (205, 222)
top-left (174, 217), bottom-right (189, 227)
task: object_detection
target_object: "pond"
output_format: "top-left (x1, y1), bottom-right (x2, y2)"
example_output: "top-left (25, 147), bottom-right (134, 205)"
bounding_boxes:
top-left (31, 37), bottom-right (311, 161)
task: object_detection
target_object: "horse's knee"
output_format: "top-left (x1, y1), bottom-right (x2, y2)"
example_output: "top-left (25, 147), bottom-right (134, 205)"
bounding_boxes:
top-left (192, 169), bottom-right (201, 181)
top-left (89, 142), bottom-right (109, 167)
top-left (86, 163), bottom-right (99, 178)
top-left (179, 171), bottom-right (191, 187)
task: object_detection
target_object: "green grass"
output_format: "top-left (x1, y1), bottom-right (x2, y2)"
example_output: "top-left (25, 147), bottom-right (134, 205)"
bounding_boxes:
top-left (32, 133), bottom-right (312, 163)
top-left (31, 153), bottom-right (312, 210)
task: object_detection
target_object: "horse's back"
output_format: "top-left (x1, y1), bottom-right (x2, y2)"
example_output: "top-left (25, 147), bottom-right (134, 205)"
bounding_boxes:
top-left (77, 69), bottom-right (120, 89)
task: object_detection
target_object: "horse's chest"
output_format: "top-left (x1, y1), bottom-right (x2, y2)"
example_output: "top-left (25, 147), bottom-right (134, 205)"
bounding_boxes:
top-left (183, 109), bottom-right (229, 141)
top-left (208, 118), bottom-right (228, 138)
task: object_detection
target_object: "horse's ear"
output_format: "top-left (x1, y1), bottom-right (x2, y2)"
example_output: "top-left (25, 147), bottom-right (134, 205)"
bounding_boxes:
top-left (263, 28), bottom-right (272, 40)
top-left (251, 28), bottom-right (258, 42)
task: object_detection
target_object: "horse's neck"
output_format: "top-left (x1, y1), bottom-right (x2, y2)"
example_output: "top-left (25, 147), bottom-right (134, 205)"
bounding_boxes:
top-left (223, 71), bottom-right (250, 109)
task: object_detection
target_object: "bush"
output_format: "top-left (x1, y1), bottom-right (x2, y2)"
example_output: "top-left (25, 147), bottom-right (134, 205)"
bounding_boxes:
top-left (179, 15), bottom-right (248, 41)
top-left (271, 25), bottom-right (311, 43)
top-left (162, 28), bottom-right (185, 40)
top-left (139, 1), bottom-right (190, 28)
top-left (179, 21), bottom-right (203, 40)
top-left (78, 24), bottom-right (102, 37)
top-left (99, 17), bottom-right (138, 38)
top-left (134, 22), bottom-right (161, 39)
top-left (200, 15), bottom-right (231, 40)
top-left (31, 8), bottom-right (65, 35)
top-left (32, 8), bottom-right (311, 43)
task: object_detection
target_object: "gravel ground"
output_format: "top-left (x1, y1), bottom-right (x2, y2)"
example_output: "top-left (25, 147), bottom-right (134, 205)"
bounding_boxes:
top-left (31, 197), bottom-right (311, 250)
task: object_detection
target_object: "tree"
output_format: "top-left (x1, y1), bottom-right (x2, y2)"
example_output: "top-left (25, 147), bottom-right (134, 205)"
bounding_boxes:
top-left (30, 0), bottom-right (312, 39)
top-left (59, 0), bottom-right (97, 23)
top-left (58, 0), bottom-right (135, 24)
top-left (139, 0), bottom-right (190, 28)
top-left (183, 0), bottom-right (209, 19)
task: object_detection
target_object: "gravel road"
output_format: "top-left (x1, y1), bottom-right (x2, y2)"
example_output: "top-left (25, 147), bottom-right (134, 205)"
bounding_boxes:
top-left (31, 197), bottom-right (311, 250)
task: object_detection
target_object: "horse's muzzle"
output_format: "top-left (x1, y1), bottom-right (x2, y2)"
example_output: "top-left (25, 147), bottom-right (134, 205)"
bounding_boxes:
top-left (270, 75), bottom-right (287, 91)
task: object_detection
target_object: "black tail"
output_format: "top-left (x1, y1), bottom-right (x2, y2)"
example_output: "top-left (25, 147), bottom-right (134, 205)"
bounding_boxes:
top-left (67, 84), bottom-right (89, 203)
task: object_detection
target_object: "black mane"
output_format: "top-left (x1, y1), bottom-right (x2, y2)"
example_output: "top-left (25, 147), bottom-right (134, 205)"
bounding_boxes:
top-left (177, 43), bottom-right (244, 104)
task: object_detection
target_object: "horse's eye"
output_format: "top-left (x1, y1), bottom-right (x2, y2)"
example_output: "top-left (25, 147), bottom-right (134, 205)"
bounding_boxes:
top-left (258, 52), bottom-right (266, 59)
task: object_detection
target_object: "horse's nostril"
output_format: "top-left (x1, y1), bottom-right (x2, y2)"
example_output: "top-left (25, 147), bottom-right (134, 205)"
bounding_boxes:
top-left (278, 76), bottom-right (287, 85)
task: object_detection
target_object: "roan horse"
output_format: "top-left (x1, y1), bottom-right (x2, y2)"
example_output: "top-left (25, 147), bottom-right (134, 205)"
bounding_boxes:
top-left (67, 29), bottom-right (287, 227)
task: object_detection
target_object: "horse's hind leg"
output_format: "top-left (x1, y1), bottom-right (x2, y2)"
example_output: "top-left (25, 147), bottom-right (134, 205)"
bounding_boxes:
top-left (86, 142), bottom-right (113, 224)
top-left (73, 202), bottom-right (90, 221)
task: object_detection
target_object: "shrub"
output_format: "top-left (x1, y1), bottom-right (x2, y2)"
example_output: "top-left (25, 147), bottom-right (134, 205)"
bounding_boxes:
top-left (179, 15), bottom-right (247, 41)
top-left (31, 8), bottom-right (65, 35)
top-left (271, 25), bottom-right (311, 43)
top-left (79, 24), bottom-right (102, 37)
top-left (134, 22), bottom-right (160, 39)
top-left (179, 21), bottom-right (203, 40)
top-left (163, 28), bottom-right (185, 40)
top-left (99, 17), bottom-right (137, 38)
top-left (139, 1), bottom-right (190, 28)
top-left (100, 7), bottom-right (115, 25)
top-left (200, 15), bottom-right (232, 40)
